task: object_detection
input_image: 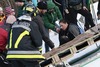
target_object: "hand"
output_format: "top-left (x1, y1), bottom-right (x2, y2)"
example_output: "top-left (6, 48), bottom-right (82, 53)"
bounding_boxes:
top-left (83, 6), bottom-right (88, 11)
top-left (65, 9), bottom-right (69, 14)
top-left (51, 48), bottom-right (56, 51)
top-left (56, 27), bottom-right (60, 33)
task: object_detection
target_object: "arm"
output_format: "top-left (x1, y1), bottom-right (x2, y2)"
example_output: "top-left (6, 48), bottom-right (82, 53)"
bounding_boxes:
top-left (69, 24), bottom-right (80, 37)
top-left (83, 0), bottom-right (87, 7)
top-left (42, 15), bottom-right (56, 31)
top-left (55, 6), bottom-right (63, 20)
top-left (30, 21), bottom-right (42, 48)
top-left (33, 15), bottom-right (54, 49)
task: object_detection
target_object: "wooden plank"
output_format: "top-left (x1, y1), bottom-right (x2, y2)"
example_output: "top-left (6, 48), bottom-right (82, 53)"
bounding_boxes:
top-left (43, 24), bottom-right (100, 59)
top-left (43, 33), bottom-right (94, 59)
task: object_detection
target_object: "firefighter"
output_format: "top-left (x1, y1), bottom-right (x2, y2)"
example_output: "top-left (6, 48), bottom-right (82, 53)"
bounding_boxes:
top-left (6, 4), bottom-right (45, 67)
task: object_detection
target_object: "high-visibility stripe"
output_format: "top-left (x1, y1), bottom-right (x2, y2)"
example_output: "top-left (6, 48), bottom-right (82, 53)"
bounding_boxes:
top-left (23, 7), bottom-right (33, 12)
top-left (7, 51), bottom-right (40, 54)
top-left (14, 30), bottom-right (29, 48)
top-left (34, 13), bottom-right (36, 16)
top-left (12, 25), bottom-right (31, 32)
top-left (9, 29), bottom-right (12, 48)
top-left (6, 55), bottom-right (45, 59)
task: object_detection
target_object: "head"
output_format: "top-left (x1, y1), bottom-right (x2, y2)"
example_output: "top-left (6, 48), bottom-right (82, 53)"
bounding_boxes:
top-left (47, 1), bottom-right (55, 13)
top-left (0, 7), bottom-right (4, 15)
top-left (5, 6), bottom-right (13, 15)
top-left (37, 1), bottom-right (47, 14)
top-left (15, 0), bottom-right (24, 6)
top-left (59, 19), bottom-right (68, 30)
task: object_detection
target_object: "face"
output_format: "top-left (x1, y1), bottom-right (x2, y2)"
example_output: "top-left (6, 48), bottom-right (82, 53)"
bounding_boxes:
top-left (40, 9), bottom-right (47, 14)
top-left (15, 2), bottom-right (24, 6)
top-left (0, 10), bottom-right (3, 15)
top-left (59, 22), bottom-right (68, 30)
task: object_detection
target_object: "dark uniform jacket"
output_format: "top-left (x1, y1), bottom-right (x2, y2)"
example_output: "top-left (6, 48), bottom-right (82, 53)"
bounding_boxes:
top-left (6, 15), bottom-right (45, 60)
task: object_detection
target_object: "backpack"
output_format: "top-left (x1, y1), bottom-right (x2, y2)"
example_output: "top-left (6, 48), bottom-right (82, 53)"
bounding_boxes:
top-left (68, 0), bottom-right (82, 6)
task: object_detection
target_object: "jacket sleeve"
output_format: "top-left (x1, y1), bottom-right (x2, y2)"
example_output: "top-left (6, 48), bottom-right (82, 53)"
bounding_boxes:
top-left (55, 6), bottom-right (63, 20)
top-left (30, 21), bottom-right (42, 49)
top-left (63, 0), bottom-right (68, 9)
top-left (83, 0), bottom-right (87, 6)
top-left (69, 24), bottom-right (80, 37)
top-left (42, 15), bottom-right (56, 31)
top-left (34, 16), bottom-right (54, 49)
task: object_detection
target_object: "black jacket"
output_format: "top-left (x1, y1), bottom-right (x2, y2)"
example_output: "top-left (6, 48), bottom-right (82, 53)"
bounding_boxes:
top-left (6, 15), bottom-right (45, 60)
top-left (59, 23), bottom-right (80, 45)
top-left (33, 15), bottom-right (54, 49)
top-left (63, 0), bottom-right (86, 9)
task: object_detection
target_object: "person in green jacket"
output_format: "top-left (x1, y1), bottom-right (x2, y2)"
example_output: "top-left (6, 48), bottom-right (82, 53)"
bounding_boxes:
top-left (42, 0), bottom-right (62, 52)
top-left (86, 0), bottom-right (90, 11)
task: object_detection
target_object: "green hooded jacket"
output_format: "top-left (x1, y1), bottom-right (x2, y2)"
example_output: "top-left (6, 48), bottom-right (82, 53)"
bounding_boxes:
top-left (86, 0), bottom-right (90, 10)
top-left (42, 0), bottom-right (62, 31)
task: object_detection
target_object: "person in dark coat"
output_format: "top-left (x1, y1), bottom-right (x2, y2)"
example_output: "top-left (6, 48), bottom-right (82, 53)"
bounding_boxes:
top-left (59, 19), bottom-right (80, 45)
top-left (33, 1), bottom-right (55, 50)
top-left (63, 0), bottom-right (95, 30)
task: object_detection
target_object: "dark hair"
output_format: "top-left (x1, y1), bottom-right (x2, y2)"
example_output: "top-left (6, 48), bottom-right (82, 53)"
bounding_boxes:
top-left (59, 19), bottom-right (68, 24)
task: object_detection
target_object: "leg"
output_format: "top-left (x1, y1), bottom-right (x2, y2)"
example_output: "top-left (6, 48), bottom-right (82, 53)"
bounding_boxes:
top-left (97, 0), bottom-right (100, 19)
top-left (78, 9), bottom-right (95, 29)
top-left (65, 8), bottom-right (78, 25)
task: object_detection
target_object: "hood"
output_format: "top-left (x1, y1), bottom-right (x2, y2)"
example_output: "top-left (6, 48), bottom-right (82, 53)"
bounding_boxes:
top-left (18, 15), bottom-right (32, 21)
top-left (47, 1), bottom-right (56, 10)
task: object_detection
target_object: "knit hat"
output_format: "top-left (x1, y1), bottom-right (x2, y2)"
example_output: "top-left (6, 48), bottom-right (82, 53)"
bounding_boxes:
top-left (37, 1), bottom-right (47, 10)
top-left (5, 6), bottom-right (13, 14)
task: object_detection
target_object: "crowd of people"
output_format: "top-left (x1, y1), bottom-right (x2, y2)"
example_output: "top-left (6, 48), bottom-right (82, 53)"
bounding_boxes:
top-left (0, 0), bottom-right (99, 67)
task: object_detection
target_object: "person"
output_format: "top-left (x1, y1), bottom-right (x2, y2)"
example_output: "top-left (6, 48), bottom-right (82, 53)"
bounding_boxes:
top-left (0, 7), bottom-right (5, 25)
top-left (42, 0), bottom-right (62, 52)
top-left (0, 6), bottom-right (15, 67)
top-left (52, 0), bottom-right (65, 19)
top-left (64, 0), bottom-right (95, 30)
top-left (4, 6), bottom-right (16, 24)
top-left (22, 1), bottom-right (55, 52)
top-left (59, 19), bottom-right (80, 45)
top-left (0, 22), bottom-right (11, 67)
top-left (97, 0), bottom-right (100, 19)
top-left (15, 0), bottom-right (26, 17)
top-left (35, 1), bottom-right (55, 50)
top-left (6, 5), bottom-right (45, 67)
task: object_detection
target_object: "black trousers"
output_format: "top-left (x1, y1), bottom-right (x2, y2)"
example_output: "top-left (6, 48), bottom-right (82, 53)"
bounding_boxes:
top-left (65, 8), bottom-right (95, 30)
top-left (0, 53), bottom-right (11, 67)
top-left (10, 60), bottom-right (40, 67)
top-left (97, 0), bottom-right (100, 14)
